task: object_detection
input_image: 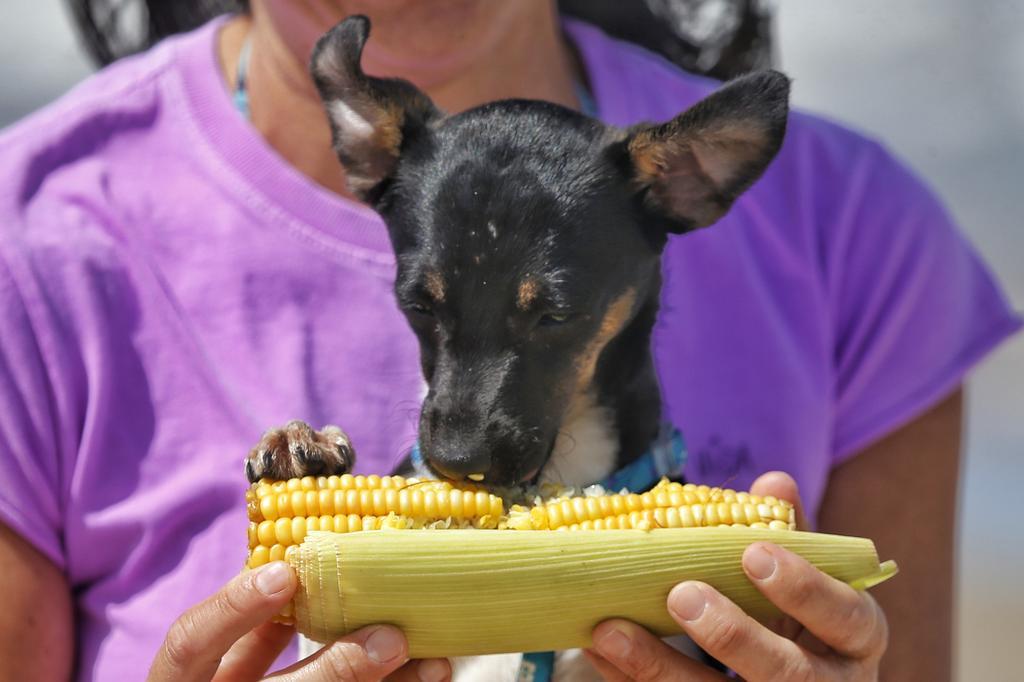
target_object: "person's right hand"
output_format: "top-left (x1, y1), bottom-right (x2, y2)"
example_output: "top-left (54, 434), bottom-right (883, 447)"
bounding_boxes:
top-left (147, 561), bottom-right (451, 681)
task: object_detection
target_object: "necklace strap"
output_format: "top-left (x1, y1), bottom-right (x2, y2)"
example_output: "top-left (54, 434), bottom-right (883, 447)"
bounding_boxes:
top-left (574, 79), bottom-right (599, 118)
top-left (233, 35), bottom-right (253, 119)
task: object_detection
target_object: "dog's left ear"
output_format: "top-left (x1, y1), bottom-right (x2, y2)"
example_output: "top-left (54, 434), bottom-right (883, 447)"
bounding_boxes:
top-left (310, 15), bottom-right (442, 202)
top-left (622, 70), bottom-right (790, 233)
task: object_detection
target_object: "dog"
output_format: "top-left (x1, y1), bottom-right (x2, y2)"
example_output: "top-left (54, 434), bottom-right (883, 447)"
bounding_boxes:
top-left (245, 15), bottom-right (788, 681)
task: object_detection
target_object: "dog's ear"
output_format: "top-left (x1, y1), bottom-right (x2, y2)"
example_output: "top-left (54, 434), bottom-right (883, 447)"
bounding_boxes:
top-left (310, 15), bottom-right (442, 201)
top-left (622, 70), bottom-right (790, 233)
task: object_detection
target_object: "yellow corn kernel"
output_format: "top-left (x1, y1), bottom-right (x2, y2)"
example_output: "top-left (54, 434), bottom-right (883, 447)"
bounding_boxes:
top-left (257, 520), bottom-right (275, 547)
top-left (274, 517), bottom-right (292, 546)
top-left (291, 516), bottom-right (307, 545)
top-left (249, 545), bottom-right (270, 568)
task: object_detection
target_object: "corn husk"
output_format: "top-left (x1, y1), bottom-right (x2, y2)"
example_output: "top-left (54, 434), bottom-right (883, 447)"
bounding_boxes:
top-left (288, 527), bottom-right (897, 657)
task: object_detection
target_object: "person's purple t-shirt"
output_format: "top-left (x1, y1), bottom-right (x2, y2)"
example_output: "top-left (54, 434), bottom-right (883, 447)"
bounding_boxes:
top-left (0, 16), bottom-right (1018, 680)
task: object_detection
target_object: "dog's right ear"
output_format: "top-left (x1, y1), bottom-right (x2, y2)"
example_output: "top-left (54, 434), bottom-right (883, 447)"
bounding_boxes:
top-left (310, 15), bottom-right (442, 202)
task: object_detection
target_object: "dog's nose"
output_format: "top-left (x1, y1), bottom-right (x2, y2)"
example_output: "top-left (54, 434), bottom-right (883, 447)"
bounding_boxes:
top-left (423, 431), bottom-right (493, 481)
top-left (421, 407), bottom-right (493, 482)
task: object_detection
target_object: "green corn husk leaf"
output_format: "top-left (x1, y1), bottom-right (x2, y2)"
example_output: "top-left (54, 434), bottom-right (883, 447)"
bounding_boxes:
top-left (289, 527), bottom-right (897, 658)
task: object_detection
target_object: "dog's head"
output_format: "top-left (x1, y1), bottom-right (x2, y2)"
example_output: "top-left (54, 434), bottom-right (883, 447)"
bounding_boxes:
top-left (311, 16), bottom-right (789, 486)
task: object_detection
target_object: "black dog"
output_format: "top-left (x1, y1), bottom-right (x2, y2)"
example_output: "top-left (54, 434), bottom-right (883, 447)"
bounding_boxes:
top-left (246, 15), bottom-right (788, 493)
top-left (244, 14), bottom-right (788, 680)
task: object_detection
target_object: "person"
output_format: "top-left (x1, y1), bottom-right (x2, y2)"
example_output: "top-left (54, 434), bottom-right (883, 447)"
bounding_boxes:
top-left (0, 1), bottom-right (1018, 680)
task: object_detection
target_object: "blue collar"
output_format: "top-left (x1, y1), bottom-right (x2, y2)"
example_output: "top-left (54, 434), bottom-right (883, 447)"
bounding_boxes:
top-left (593, 422), bottom-right (686, 493)
top-left (410, 425), bottom-right (687, 682)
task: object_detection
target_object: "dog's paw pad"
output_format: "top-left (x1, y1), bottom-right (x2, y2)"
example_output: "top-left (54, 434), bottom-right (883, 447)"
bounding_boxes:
top-left (245, 420), bottom-right (355, 482)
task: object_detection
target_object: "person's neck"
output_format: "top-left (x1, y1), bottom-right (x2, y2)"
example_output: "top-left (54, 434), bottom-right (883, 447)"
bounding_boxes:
top-left (218, 9), bottom-right (582, 199)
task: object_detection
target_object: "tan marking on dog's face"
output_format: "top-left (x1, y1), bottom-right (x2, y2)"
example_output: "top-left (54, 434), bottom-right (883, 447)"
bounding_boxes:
top-left (425, 271), bottom-right (446, 302)
top-left (516, 279), bottom-right (540, 311)
top-left (573, 288), bottom-right (637, 392)
top-left (539, 289), bottom-right (637, 484)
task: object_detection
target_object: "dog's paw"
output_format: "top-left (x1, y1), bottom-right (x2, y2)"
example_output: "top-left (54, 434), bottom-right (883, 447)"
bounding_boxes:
top-left (245, 420), bottom-right (355, 482)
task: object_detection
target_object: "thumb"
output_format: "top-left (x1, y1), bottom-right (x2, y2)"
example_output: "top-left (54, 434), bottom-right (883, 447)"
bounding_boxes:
top-left (268, 625), bottom-right (409, 681)
top-left (148, 561), bottom-right (296, 681)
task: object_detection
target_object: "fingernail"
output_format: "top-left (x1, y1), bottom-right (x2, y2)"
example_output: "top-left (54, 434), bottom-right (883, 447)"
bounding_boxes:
top-left (417, 658), bottom-right (449, 682)
top-left (669, 582), bottom-right (707, 622)
top-left (746, 545), bottom-right (777, 581)
top-left (595, 624), bottom-right (632, 660)
top-left (365, 626), bottom-right (405, 664)
top-left (254, 561), bottom-right (291, 596)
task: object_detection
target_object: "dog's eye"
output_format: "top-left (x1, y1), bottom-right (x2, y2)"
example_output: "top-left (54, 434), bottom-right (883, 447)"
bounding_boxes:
top-left (538, 312), bottom-right (572, 326)
top-left (408, 302), bottom-right (433, 317)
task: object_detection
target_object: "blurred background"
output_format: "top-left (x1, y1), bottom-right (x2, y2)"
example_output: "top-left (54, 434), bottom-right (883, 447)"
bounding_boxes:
top-left (777, 3), bottom-right (1023, 679)
top-left (2, 1), bottom-right (1020, 679)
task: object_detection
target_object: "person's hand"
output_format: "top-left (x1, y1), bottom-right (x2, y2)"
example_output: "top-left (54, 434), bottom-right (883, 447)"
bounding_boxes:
top-left (585, 472), bottom-right (889, 681)
top-left (148, 561), bottom-right (451, 681)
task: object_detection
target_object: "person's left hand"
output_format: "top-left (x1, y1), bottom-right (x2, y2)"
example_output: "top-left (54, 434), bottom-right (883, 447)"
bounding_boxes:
top-left (584, 471), bottom-right (889, 681)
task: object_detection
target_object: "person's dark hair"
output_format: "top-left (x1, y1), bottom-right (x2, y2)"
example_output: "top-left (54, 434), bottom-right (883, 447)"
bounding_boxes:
top-left (67, 0), bottom-right (248, 65)
top-left (560, 0), bottom-right (774, 80)
top-left (66, 0), bottom-right (772, 80)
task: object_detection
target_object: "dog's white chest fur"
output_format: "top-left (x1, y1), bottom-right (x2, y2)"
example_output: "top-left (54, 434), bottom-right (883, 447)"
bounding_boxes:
top-left (540, 390), bottom-right (618, 488)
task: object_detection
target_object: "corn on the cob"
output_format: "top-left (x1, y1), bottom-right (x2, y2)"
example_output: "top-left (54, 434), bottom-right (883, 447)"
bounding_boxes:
top-left (243, 474), bottom-right (895, 656)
